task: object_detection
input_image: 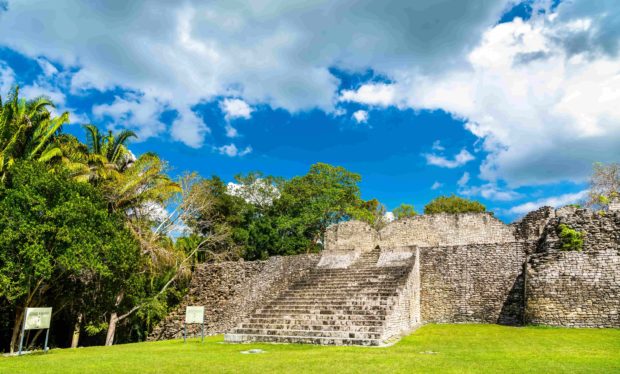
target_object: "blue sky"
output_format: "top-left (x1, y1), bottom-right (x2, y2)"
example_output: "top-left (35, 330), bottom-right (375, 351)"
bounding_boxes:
top-left (1, 0), bottom-right (619, 222)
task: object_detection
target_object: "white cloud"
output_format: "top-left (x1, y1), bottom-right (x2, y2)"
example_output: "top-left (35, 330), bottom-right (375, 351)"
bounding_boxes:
top-left (220, 98), bottom-right (253, 120)
top-left (459, 183), bottom-right (522, 201)
top-left (171, 107), bottom-right (210, 148)
top-left (218, 143), bottom-right (252, 157)
top-left (333, 1), bottom-right (620, 187)
top-left (36, 57), bottom-right (58, 77)
top-left (424, 149), bottom-right (474, 169)
top-left (352, 110), bottom-right (369, 124)
top-left (0, 62), bottom-right (15, 97)
top-left (457, 172), bottom-right (470, 187)
top-left (93, 94), bottom-right (169, 142)
top-left (508, 190), bottom-right (589, 215)
top-left (384, 211), bottom-right (395, 222)
top-left (224, 123), bottom-right (239, 138)
top-left (0, 0), bottom-right (513, 147)
top-left (3, 0), bottom-right (619, 182)
top-left (431, 181), bottom-right (443, 190)
top-left (340, 83), bottom-right (398, 107)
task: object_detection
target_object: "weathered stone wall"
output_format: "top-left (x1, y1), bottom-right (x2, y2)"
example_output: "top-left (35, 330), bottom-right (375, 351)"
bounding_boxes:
top-left (379, 213), bottom-right (515, 248)
top-left (419, 242), bottom-right (528, 325)
top-left (149, 254), bottom-right (320, 340)
top-left (526, 210), bottom-right (620, 327)
top-left (382, 248), bottom-right (421, 339)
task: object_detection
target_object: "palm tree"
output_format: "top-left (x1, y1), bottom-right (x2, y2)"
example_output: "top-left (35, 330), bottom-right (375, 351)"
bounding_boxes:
top-left (0, 86), bottom-right (69, 180)
top-left (74, 124), bottom-right (138, 183)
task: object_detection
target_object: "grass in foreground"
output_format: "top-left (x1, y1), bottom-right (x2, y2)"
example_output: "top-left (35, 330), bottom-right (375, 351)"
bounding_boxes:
top-left (1, 324), bottom-right (619, 373)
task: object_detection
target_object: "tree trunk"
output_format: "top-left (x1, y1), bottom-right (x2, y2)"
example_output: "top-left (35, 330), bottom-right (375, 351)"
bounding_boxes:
top-left (105, 312), bottom-right (118, 346)
top-left (9, 308), bottom-right (24, 354)
top-left (71, 313), bottom-right (83, 348)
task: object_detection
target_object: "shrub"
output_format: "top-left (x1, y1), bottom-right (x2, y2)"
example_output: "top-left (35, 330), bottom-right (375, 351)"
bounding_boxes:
top-left (557, 224), bottom-right (584, 251)
top-left (424, 195), bottom-right (486, 214)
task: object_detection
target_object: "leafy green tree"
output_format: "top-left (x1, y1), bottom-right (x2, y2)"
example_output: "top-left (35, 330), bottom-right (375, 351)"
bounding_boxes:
top-left (357, 198), bottom-right (388, 229)
top-left (393, 203), bottom-right (417, 219)
top-left (424, 195), bottom-right (486, 214)
top-left (0, 161), bottom-right (139, 352)
top-left (274, 163), bottom-right (369, 253)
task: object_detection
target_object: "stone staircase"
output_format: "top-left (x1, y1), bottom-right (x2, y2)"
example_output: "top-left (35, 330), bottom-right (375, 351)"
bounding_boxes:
top-left (224, 248), bottom-right (417, 346)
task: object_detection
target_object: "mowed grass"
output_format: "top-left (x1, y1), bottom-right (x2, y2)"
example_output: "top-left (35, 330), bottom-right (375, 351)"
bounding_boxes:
top-left (2, 324), bottom-right (619, 374)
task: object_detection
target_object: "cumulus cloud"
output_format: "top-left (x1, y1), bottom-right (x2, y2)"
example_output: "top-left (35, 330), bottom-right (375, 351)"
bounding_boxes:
top-left (0, 0), bottom-right (513, 147)
top-left (508, 190), bottom-right (589, 215)
top-left (220, 98), bottom-right (253, 120)
top-left (431, 181), bottom-right (443, 190)
top-left (92, 94), bottom-right (168, 141)
top-left (218, 143), bottom-right (252, 157)
top-left (424, 149), bottom-right (474, 169)
top-left (352, 110), bottom-right (369, 124)
top-left (337, 1), bottom-right (620, 187)
top-left (340, 83), bottom-right (398, 107)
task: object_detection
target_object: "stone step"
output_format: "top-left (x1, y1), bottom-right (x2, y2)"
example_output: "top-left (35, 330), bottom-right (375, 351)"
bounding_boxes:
top-left (269, 299), bottom-right (392, 306)
top-left (230, 328), bottom-right (382, 340)
top-left (260, 304), bottom-right (391, 312)
top-left (292, 280), bottom-right (404, 287)
top-left (246, 317), bottom-right (385, 325)
top-left (224, 333), bottom-right (384, 346)
top-left (276, 292), bottom-right (397, 299)
top-left (240, 323), bottom-right (382, 332)
top-left (252, 308), bottom-right (389, 316)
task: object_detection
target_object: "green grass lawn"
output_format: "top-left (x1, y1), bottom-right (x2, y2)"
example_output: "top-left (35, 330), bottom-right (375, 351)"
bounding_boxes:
top-left (2, 324), bottom-right (619, 373)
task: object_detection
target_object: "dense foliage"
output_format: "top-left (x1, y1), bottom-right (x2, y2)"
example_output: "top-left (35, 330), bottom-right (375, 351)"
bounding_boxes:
top-left (424, 195), bottom-right (487, 214)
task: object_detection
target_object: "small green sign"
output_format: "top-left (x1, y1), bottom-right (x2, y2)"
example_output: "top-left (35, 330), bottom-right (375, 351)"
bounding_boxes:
top-left (185, 306), bottom-right (204, 324)
top-left (24, 307), bottom-right (52, 330)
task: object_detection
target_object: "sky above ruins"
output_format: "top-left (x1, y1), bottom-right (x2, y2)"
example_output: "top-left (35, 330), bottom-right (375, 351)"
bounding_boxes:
top-left (1, 0), bottom-right (618, 221)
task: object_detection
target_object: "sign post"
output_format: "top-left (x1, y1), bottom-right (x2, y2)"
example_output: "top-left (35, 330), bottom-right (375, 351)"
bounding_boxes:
top-left (184, 306), bottom-right (205, 343)
top-left (18, 307), bottom-right (52, 355)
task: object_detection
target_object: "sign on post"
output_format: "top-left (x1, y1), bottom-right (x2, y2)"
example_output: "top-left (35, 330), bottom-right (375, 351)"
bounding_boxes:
top-left (19, 307), bottom-right (52, 355)
top-left (184, 306), bottom-right (205, 343)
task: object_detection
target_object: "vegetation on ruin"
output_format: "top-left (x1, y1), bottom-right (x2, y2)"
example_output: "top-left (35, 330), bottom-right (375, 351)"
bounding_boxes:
top-left (393, 203), bottom-right (417, 219)
top-left (423, 195), bottom-right (487, 215)
top-left (557, 224), bottom-right (584, 252)
top-left (2, 324), bottom-right (619, 373)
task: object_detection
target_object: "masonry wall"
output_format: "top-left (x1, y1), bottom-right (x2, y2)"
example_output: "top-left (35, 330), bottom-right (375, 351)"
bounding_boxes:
top-left (149, 254), bottom-right (320, 340)
top-left (379, 213), bottom-right (515, 248)
top-left (382, 248), bottom-right (421, 339)
top-left (419, 242), bottom-right (528, 325)
top-left (526, 210), bottom-right (620, 327)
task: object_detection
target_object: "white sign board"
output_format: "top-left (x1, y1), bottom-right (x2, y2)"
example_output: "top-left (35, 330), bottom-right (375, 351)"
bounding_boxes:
top-left (185, 306), bottom-right (204, 324)
top-left (24, 307), bottom-right (52, 330)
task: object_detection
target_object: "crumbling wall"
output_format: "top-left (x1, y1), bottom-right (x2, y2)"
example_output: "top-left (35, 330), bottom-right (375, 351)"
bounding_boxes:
top-left (382, 248), bottom-right (421, 339)
top-left (526, 210), bottom-right (620, 327)
top-left (149, 254), bottom-right (320, 340)
top-left (379, 213), bottom-right (514, 248)
top-left (419, 242), bottom-right (528, 325)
